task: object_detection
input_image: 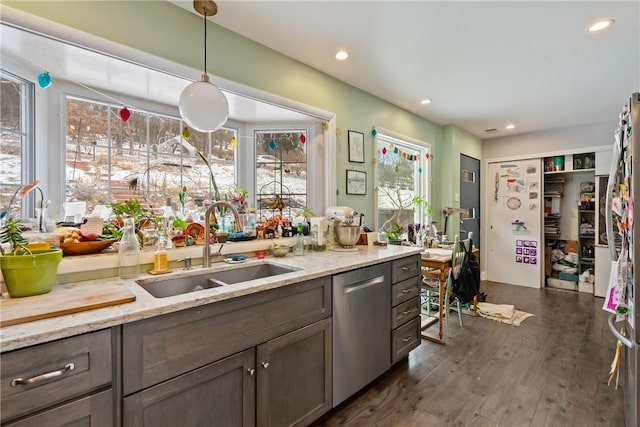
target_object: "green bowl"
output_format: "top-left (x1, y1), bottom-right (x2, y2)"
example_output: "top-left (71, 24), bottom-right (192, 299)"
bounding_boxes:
top-left (1, 249), bottom-right (63, 298)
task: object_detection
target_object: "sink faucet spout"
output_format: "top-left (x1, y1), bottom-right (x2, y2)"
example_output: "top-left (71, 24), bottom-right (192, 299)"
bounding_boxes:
top-left (203, 201), bottom-right (242, 268)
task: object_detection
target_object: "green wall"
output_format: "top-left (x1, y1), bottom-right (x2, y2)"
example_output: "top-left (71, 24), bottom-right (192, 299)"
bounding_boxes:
top-left (441, 125), bottom-right (482, 238)
top-left (5, 0), bottom-right (484, 231)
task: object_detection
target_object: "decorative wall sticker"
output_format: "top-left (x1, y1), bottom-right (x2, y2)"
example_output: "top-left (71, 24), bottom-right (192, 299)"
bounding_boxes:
top-left (515, 239), bottom-right (537, 264)
top-left (511, 219), bottom-right (529, 235)
top-left (506, 178), bottom-right (526, 192)
top-left (529, 192), bottom-right (538, 199)
top-left (526, 164), bottom-right (537, 174)
top-left (528, 181), bottom-right (539, 190)
top-left (507, 197), bottom-right (521, 210)
top-left (500, 164), bottom-right (520, 177)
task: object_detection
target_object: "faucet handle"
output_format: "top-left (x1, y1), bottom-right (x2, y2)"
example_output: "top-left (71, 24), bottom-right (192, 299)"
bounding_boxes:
top-left (177, 257), bottom-right (192, 270)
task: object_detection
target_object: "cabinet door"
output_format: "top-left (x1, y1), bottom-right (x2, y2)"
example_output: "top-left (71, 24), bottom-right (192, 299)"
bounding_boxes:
top-left (256, 318), bottom-right (332, 427)
top-left (123, 349), bottom-right (256, 427)
top-left (4, 389), bottom-right (112, 427)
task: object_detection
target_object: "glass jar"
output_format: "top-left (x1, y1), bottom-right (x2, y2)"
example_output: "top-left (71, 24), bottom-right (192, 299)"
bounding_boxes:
top-left (119, 217), bottom-right (140, 279)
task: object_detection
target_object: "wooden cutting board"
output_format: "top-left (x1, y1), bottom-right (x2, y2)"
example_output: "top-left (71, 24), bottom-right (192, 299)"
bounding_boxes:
top-left (0, 283), bottom-right (136, 327)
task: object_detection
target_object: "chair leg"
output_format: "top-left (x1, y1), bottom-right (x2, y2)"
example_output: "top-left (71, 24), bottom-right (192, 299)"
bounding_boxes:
top-left (444, 291), bottom-right (450, 337)
top-left (426, 289), bottom-right (431, 316)
top-left (456, 300), bottom-right (463, 327)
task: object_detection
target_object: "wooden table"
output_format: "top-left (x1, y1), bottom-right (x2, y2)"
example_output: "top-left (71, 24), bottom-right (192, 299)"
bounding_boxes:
top-left (420, 248), bottom-right (479, 344)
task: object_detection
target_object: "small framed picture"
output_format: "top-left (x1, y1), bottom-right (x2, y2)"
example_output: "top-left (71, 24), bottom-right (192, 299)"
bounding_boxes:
top-left (346, 169), bottom-right (366, 195)
top-left (348, 130), bottom-right (365, 163)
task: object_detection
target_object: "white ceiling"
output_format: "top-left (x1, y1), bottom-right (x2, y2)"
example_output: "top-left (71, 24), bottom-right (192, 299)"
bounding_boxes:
top-left (0, 21), bottom-right (315, 123)
top-left (170, 0), bottom-right (640, 139)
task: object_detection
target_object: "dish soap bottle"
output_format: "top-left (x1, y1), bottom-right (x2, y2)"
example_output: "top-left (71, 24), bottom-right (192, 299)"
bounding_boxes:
top-left (119, 217), bottom-right (140, 279)
top-left (153, 236), bottom-right (168, 272)
top-left (294, 223), bottom-right (304, 256)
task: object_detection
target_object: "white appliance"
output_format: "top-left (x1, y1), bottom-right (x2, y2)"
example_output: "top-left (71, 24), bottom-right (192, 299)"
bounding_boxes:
top-left (309, 217), bottom-right (329, 249)
top-left (604, 92), bottom-right (639, 427)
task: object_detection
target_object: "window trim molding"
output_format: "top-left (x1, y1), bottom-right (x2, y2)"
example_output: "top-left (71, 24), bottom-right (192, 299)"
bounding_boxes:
top-left (373, 127), bottom-right (432, 232)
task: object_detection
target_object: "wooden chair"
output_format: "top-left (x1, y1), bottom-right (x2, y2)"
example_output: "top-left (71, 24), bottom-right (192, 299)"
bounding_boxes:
top-left (421, 233), bottom-right (472, 336)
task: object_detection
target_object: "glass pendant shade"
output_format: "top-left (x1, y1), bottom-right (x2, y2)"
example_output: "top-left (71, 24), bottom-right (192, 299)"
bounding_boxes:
top-left (179, 74), bottom-right (229, 133)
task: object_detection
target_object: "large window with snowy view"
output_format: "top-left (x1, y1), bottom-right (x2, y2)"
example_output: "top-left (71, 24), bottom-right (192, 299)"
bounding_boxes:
top-left (375, 131), bottom-right (430, 239)
top-left (0, 70), bottom-right (35, 219)
top-left (255, 129), bottom-right (307, 219)
top-left (65, 96), bottom-right (236, 216)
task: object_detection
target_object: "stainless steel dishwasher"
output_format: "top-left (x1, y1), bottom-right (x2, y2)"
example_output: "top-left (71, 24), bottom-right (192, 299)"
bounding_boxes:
top-left (332, 262), bottom-right (391, 406)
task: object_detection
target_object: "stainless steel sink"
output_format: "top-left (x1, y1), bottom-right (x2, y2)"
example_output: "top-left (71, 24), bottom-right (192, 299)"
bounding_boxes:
top-left (207, 263), bottom-right (299, 286)
top-left (136, 262), bottom-right (299, 298)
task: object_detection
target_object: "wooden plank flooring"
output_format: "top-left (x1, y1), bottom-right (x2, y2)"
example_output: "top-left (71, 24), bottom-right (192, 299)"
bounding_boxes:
top-left (314, 281), bottom-right (627, 427)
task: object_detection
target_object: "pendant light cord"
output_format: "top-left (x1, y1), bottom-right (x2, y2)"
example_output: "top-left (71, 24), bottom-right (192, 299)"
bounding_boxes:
top-left (203, 12), bottom-right (207, 76)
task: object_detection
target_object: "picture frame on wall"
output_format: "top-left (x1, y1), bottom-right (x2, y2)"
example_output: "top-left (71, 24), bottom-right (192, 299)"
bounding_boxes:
top-left (346, 169), bottom-right (366, 195)
top-left (348, 130), bottom-right (365, 163)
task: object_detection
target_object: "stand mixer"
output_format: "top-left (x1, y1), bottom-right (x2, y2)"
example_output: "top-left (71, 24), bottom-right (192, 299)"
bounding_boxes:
top-left (325, 206), bottom-right (361, 251)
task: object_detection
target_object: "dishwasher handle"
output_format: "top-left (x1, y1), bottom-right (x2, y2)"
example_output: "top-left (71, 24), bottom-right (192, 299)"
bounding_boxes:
top-left (608, 314), bottom-right (634, 348)
top-left (343, 275), bottom-right (385, 294)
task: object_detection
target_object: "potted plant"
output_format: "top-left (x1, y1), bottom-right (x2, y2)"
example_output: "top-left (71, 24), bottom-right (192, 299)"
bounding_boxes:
top-left (0, 219), bottom-right (63, 297)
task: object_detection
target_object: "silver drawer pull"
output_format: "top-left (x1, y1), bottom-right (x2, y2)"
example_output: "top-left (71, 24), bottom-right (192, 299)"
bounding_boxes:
top-left (10, 363), bottom-right (75, 387)
top-left (261, 362), bottom-right (269, 369)
top-left (247, 368), bottom-right (255, 376)
top-left (401, 289), bottom-right (411, 294)
top-left (401, 308), bottom-right (415, 316)
top-left (401, 334), bottom-right (414, 343)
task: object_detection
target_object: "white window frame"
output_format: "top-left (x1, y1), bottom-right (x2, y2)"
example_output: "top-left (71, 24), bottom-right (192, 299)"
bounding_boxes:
top-left (0, 69), bottom-right (35, 218)
top-left (373, 127), bottom-right (431, 232)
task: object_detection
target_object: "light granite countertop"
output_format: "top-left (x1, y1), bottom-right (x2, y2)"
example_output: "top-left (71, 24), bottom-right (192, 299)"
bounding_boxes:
top-left (0, 245), bottom-right (422, 353)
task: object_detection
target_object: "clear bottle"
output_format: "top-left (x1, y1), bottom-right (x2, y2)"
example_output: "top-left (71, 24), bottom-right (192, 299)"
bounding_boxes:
top-left (153, 236), bottom-right (168, 272)
top-left (119, 217), bottom-right (140, 279)
top-left (294, 223), bottom-right (304, 256)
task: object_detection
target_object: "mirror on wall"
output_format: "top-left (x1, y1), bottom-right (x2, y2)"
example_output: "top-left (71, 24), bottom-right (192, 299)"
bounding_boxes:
top-left (0, 21), bottom-right (330, 222)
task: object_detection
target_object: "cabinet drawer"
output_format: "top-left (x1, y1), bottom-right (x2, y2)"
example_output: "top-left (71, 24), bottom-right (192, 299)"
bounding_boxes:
top-left (4, 389), bottom-right (113, 427)
top-left (391, 296), bottom-right (420, 329)
top-left (391, 276), bottom-right (421, 306)
top-left (391, 255), bottom-right (421, 283)
top-left (123, 277), bottom-right (331, 395)
top-left (392, 317), bottom-right (421, 364)
top-left (1, 329), bottom-right (112, 423)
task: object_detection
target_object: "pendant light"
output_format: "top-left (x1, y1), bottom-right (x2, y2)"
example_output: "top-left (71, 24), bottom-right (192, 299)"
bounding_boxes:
top-left (179, 0), bottom-right (229, 133)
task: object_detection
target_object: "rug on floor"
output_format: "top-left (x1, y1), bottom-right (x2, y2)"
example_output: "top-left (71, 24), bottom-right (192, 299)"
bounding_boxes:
top-left (476, 302), bottom-right (535, 326)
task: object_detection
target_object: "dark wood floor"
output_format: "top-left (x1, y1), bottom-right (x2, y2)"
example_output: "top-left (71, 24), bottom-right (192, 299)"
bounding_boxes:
top-left (315, 281), bottom-right (627, 427)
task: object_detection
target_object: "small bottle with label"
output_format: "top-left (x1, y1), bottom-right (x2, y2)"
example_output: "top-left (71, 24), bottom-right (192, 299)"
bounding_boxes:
top-left (294, 223), bottom-right (304, 256)
top-left (153, 237), bottom-right (168, 272)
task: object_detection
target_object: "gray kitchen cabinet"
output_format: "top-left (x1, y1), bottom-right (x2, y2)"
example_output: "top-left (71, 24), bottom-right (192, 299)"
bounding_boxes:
top-left (257, 317), bottom-right (332, 427)
top-left (3, 389), bottom-right (113, 427)
top-left (390, 255), bottom-right (421, 364)
top-left (0, 328), bottom-right (116, 426)
top-left (122, 277), bottom-right (332, 427)
top-left (123, 349), bottom-right (256, 427)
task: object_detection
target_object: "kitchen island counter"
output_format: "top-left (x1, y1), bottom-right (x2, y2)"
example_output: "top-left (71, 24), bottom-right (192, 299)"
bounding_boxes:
top-left (1, 245), bottom-right (422, 352)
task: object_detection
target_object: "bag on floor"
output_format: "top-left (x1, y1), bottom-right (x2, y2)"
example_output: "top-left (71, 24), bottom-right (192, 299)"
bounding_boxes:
top-left (452, 240), bottom-right (480, 304)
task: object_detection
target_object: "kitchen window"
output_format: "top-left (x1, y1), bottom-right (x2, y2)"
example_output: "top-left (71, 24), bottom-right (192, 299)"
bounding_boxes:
top-left (65, 96), bottom-right (236, 215)
top-left (254, 129), bottom-right (307, 219)
top-left (374, 130), bottom-right (431, 235)
top-left (0, 70), bottom-right (35, 219)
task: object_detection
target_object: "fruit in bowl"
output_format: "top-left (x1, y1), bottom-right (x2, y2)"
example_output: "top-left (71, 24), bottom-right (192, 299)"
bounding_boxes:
top-left (270, 244), bottom-right (291, 257)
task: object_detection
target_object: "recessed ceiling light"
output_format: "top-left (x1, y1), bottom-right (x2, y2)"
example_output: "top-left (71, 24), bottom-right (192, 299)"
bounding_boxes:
top-left (588, 19), bottom-right (614, 32)
top-left (505, 124), bottom-right (515, 130)
top-left (420, 99), bottom-right (432, 105)
top-left (335, 50), bottom-right (349, 60)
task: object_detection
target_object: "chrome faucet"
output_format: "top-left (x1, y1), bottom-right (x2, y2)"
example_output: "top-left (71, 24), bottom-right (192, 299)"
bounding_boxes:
top-left (203, 201), bottom-right (242, 268)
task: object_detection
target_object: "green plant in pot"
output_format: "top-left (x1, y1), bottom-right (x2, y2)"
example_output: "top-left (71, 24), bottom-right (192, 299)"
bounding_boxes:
top-left (0, 219), bottom-right (63, 298)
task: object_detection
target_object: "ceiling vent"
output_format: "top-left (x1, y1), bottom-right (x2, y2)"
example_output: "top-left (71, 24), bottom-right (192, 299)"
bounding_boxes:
top-left (484, 128), bottom-right (498, 133)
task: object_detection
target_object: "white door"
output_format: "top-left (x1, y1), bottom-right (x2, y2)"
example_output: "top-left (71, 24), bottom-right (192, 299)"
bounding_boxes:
top-left (487, 159), bottom-right (543, 288)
